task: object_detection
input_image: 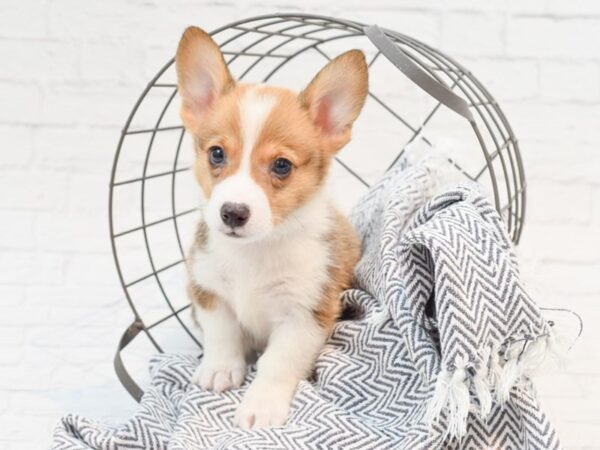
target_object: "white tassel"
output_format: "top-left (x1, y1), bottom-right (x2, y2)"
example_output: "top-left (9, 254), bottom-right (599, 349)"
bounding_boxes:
top-left (546, 329), bottom-right (569, 370)
top-left (495, 334), bottom-right (554, 403)
top-left (496, 355), bottom-right (520, 403)
top-left (402, 130), bottom-right (467, 198)
top-left (427, 333), bottom-right (559, 438)
top-left (445, 366), bottom-right (470, 438)
top-left (425, 369), bottom-right (452, 426)
top-left (472, 347), bottom-right (492, 418)
top-left (520, 336), bottom-right (549, 375)
top-left (425, 360), bottom-right (471, 439)
top-left (472, 373), bottom-right (492, 418)
top-left (488, 344), bottom-right (502, 389)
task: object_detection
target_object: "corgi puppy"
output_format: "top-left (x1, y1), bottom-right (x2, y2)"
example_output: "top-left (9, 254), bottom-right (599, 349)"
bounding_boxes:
top-left (176, 26), bottom-right (368, 429)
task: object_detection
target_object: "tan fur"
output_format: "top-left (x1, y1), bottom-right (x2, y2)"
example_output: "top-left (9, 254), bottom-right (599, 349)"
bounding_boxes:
top-left (300, 50), bottom-right (369, 154)
top-left (192, 87), bottom-right (245, 198)
top-left (176, 26), bottom-right (369, 428)
top-left (313, 211), bottom-right (361, 330)
top-left (250, 87), bottom-right (330, 225)
top-left (186, 219), bottom-right (218, 311)
top-left (187, 281), bottom-right (217, 311)
top-left (176, 28), bottom-right (368, 228)
top-left (177, 27), bottom-right (368, 318)
top-left (176, 27), bottom-right (234, 131)
top-left (187, 83), bottom-right (330, 226)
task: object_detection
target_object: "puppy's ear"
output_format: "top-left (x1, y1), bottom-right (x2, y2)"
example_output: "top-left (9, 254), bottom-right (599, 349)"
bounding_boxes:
top-left (175, 26), bottom-right (234, 131)
top-left (300, 50), bottom-right (368, 153)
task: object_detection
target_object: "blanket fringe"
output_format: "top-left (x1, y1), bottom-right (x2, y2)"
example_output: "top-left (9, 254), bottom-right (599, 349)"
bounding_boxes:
top-left (472, 346), bottom-right (492, 417)
top-left (426, 329), bottom-right (564, 440)
top-left (425, 364), bottom-right (470, 439)
top-left (402, 131), bottom-right (470, 198)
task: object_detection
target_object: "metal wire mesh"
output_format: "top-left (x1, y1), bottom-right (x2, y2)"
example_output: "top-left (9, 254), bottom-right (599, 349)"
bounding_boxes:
top-left (109, 13), bottom-right (525, 360)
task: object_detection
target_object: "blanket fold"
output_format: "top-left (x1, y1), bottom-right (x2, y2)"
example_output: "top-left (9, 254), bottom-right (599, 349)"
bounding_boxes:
top-left (53, 161), bottom-right (561, 449)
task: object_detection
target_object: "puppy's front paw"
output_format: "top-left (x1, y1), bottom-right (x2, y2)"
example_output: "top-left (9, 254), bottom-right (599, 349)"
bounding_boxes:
top-left (235, 382), bottom-right (293, 429)
top-left (191, 357), bottom-right (246, 392)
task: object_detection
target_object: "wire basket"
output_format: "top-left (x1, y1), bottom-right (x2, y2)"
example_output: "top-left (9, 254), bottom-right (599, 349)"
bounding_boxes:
top-left (109, 13), bottom-right (525, 401)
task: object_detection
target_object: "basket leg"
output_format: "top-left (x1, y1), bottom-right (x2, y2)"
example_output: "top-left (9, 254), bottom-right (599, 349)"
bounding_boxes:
top-left (114, 320), bottom-right (145, 402)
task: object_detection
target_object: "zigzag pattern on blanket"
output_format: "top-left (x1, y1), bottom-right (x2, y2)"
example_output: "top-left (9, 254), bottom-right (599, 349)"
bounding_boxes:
top-left (53, 352), bottom-right (559, 449)
top-left (349, 163), bottom-right (560, 445)
top-left (400, 188), bottom-right (558, 437)
top-left (52, 161), bottom-right (560, 449)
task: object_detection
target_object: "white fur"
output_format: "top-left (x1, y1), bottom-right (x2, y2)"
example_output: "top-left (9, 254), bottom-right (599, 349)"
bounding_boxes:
top-left (191, 300), bottom-right (247, 392)
top-left (236, 314), bottom-right (327, 428)
top-left (204, 87), bottom-right (277, 240)
top-left (178, 39), bottom-right (370, 428)
top-left (239, 87), bottom-right (276, 166)
top-left (205, 173), bottom-right (273, 240)
top-left (191, 189), bottom-right (334, 428)
top-left (192, 192), bottom-right (332, 347)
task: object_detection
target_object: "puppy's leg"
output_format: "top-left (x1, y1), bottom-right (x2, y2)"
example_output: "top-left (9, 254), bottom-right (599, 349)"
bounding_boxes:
top-left (236, 314), bottom-right (327, 428)
top-left (189, 284), bottom-right (247, 392)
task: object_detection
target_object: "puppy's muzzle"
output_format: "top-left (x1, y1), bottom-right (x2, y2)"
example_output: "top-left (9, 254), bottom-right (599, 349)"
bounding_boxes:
top-left (220, 202), bottom-right (250, 228)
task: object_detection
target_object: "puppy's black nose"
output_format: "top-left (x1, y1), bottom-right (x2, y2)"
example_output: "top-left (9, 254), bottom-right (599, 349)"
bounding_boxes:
top-left (220, 202), bottom-right (250, 228)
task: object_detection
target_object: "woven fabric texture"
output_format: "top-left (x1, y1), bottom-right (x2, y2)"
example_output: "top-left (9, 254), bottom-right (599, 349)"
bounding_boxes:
top-left (53, 162), bottom-right (559, 449)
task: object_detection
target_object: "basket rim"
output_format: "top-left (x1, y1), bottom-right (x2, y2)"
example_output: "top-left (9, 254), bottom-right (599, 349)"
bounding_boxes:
top-left (108, 13), bottom-right (527, 384)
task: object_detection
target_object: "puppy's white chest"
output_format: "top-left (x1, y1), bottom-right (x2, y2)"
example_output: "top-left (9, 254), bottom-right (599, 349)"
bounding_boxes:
top-left (191, 233), bottom-right (329, 345)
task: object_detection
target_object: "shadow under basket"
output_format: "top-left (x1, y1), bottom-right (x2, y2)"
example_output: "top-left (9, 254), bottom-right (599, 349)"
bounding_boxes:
top-left (108, 13), bottom-right (525, 402)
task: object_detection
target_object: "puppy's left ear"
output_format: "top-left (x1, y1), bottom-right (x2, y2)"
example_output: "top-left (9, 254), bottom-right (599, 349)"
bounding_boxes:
top-left (300, 50), bottom-right (368, 153)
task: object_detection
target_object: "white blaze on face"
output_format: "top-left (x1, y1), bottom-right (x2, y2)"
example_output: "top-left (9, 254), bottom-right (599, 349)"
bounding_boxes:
top-left (206, 87), bottom-right (277, 240)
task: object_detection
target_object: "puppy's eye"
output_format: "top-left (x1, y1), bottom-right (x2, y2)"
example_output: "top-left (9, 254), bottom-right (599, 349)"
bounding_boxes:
top-left (272, 158), bottom-right (293, 178)
top-left (208, 146), bottom-right (225, 167)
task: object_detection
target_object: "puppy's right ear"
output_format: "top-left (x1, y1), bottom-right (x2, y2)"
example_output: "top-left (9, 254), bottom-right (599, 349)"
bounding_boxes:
top-left (175, 26), bottom-right (234, 130)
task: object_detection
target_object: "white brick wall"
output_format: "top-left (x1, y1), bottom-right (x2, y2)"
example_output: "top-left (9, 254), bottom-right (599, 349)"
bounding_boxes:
top-left (1, 1), bottom-right (599, 448)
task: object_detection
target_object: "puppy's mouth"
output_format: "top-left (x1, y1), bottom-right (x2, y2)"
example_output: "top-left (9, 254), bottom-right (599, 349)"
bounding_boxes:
top-left (220, 225), bottom-right (246, 239)
top-left (220, 226), bottom-right (264, 242)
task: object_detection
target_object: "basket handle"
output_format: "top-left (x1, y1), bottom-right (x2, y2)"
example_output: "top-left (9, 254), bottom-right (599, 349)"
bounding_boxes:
top-left (364, 25), bottom-right (474, 124)
top-left (114, 320), bottom-right (145, 402)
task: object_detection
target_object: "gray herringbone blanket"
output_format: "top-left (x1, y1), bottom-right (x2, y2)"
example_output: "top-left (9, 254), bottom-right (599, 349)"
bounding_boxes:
top-left (53, 162), bottom-right (561, 449)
